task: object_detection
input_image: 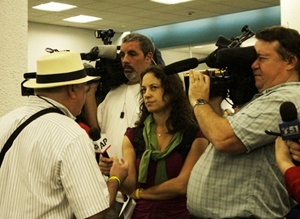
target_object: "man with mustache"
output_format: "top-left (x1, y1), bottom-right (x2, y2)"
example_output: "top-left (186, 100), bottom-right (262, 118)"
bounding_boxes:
top-left (97, 33), bottom-right (159, 219)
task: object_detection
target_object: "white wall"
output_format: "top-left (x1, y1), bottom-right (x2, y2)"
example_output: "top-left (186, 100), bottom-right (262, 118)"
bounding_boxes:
top-left (0, 0), bottom-right (27, 117)
top-left (280, 0), bottom-right (300, 31)
top-left (28, 22), bottom-right (123, 72)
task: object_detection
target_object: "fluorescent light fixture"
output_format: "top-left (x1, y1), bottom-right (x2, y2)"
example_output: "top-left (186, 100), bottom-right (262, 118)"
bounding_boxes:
top-left (63, 15), bottom-right (102, 23)
top-left (32, 2), bottom-right (77, 12)
top-left (151, 0), bottom-right (193, 5)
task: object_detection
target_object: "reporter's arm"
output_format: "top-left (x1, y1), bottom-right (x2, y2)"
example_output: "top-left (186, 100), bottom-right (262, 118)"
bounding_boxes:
top-left (108, 157), bottom-right (129, 206)
top-left (132, 137), bottom-right (208, 200)
top-left (120, 136), bottom-right (137, 195)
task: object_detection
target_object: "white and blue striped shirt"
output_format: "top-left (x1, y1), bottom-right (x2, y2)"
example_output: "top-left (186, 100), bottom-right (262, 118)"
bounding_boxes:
top-left (0, 96), bottom-right (109, 218)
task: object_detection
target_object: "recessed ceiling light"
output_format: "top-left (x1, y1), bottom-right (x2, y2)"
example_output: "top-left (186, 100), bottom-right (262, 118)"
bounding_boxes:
top-left (150, 0), bottom-right (193, 5)
top-left (32, 2), bottom-right (77, 12)
top-left (63, 15), bottom-right (102, 23)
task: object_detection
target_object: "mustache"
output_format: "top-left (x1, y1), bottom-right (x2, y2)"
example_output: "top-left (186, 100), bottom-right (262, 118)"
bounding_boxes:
top-left (123, 63), bottom-right (134, 70)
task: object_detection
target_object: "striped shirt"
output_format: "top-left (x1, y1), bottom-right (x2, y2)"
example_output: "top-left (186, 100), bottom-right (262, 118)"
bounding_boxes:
top-left (187, 82), bottom-right (300, 218)
top-left (0, 96), bottom-right (109, 219)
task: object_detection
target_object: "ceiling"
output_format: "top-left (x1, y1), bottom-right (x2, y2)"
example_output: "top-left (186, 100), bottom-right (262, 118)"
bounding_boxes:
top-left (28, 0), bottom-right (280, 33)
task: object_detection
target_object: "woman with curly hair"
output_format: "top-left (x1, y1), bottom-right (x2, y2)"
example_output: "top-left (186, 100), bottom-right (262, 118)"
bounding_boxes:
top-left (120, 65), bottom-right (208, 219)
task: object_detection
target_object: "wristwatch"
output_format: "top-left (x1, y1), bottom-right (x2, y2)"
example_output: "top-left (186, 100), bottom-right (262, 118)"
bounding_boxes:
top-left (193, 98), bottom-right (209, 108)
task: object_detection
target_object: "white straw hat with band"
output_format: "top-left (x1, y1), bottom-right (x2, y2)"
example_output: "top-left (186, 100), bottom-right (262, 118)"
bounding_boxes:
top-left (23, 52), bottom-right (100, 89)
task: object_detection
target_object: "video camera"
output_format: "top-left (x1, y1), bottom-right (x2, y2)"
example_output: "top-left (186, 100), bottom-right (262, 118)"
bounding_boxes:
top-left (164, 25), bottom-right (258, 107)
top-left (81, 29), bottom-right (127, 102)
top-left (81, 29), bottom-right (165, 102)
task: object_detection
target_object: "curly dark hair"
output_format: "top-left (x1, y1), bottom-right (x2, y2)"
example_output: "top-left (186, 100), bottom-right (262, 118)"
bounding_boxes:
top-left (256, 26), bottom-right (300, 73)
top-left (135, 65), bottom-right (198, 134)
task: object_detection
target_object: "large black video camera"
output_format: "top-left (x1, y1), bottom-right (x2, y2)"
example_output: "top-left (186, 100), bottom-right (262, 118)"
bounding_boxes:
top-left (81, 29), bottom-right (127, 103)
top-left (164, 25), bottom-right (258, 107)
top-left (81, 29), bottom-right (166, 103)
top-left (203, 25), bottom-right (258, 106)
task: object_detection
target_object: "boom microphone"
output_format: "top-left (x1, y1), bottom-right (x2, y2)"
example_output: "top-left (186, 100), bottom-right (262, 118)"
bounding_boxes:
top-left (88, 127), bottom-right (111, 159)
top-left (163, 58), bottom-right (199, 75)
top-left (81, 45), bottom-right (118, 61)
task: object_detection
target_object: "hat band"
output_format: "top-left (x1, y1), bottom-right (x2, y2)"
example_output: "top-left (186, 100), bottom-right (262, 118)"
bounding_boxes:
top-left (36, 69), bottom-right (86, 84)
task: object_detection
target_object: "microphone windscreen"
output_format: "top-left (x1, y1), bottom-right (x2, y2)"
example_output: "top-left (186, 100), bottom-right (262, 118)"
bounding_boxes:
top-left (97, 45), bottom-right (117, 59)
top-left (215, 46), bottom-right (256, 68)
top-left (280, 101), bottom-right (298, 122)
top-left (88, 127), bottom-right (100, 141)
top-left (164, 58), bottom-right (199, 75)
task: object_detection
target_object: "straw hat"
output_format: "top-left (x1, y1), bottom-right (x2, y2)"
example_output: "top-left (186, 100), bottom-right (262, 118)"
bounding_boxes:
top-left (23, 52), bottom-right (100, 88)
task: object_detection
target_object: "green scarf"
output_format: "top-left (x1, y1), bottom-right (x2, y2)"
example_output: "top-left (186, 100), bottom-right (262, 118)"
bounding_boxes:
top-left (138, 115), bottom-right (183, 184)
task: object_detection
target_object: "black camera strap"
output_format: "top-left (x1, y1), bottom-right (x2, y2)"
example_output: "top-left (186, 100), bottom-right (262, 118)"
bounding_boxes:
top-left (0, 107), bottom-right (63, 168)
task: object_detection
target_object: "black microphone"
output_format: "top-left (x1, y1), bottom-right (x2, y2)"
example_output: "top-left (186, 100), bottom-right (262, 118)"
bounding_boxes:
top-left (279, 101), bottom-right (300, 165)
top-left (88, 127), bottom-right (110, 159)
top-left (163, 58), bottom-right (199, 75)
top-left (279, 102), bottom-right (300, 141)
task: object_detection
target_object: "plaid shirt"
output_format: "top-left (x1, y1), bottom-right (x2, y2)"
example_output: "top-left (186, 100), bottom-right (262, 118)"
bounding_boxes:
top-left (187, 82), bottom-right (300, 218)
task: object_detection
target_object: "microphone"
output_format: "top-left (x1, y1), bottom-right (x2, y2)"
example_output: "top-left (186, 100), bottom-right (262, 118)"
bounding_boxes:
top-left (81, 45), bottom-right (118, 61)
top-left (279, 101), bottom-right (300, 165)
top-left (279, 102), bottom-right (300, 141)
top-left (88, 127), bottom-right (111, 159)
top-left (163, 58), bottom-right (199, 75)
top-left (163, 46), bottom-right (256, 75)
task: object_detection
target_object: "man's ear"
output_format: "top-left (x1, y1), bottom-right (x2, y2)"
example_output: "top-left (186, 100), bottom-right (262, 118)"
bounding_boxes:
top-left (67, 85), bottom-right (76, 98)
top-left (146, 52), bottom-right (153, 62)
top-left (286, 56), bottom-right (298, 71)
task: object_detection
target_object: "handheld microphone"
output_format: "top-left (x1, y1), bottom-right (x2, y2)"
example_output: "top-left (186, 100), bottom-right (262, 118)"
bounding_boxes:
top-left (279, 101), bottom-right (300, 165)
top-left (279, 102), bottom-right (300, 141)
top-left (88, 127), bottom-right (111, 159)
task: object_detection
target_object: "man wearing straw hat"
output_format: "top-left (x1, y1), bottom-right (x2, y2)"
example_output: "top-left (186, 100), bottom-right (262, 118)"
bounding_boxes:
top-left (0, 51), bottom-right (128, 219)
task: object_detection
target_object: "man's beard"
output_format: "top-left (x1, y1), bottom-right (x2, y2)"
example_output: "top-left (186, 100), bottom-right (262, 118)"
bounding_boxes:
top-left (124, 71), bottom-right (138, 82)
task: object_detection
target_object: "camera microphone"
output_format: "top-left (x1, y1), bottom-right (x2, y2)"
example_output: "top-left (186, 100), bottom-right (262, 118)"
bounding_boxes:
top-left (81, 45), bottom-right (118, 61)
top-left (163, 58), bottom-right (199, 75)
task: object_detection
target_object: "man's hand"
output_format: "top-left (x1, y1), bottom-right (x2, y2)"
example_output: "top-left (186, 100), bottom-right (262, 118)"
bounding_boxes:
top-left (188, 69), bottom-right (210, 105)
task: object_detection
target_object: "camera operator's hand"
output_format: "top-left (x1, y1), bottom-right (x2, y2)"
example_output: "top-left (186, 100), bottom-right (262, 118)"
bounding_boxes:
top-left (188, 69), bottom-right (210, 105)
top-left (275, 137), bottom-right (295, 174)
